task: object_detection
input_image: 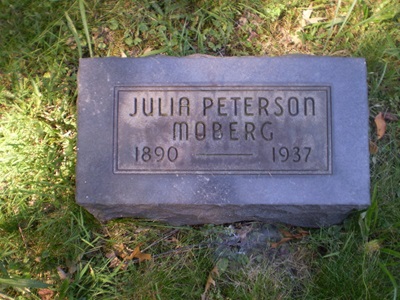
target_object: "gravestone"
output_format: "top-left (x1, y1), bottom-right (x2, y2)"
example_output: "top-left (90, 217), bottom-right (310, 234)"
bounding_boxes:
top-left (76, 55), bottom-right (370, 227)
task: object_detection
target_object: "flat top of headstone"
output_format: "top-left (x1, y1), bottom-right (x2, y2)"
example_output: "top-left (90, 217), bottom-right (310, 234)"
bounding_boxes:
top-left (77, 56), bottom-right (369, 215)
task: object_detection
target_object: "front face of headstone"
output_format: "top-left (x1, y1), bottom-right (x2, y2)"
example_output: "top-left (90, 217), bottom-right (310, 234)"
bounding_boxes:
top-left (77, 56), bottom-right (370, 227)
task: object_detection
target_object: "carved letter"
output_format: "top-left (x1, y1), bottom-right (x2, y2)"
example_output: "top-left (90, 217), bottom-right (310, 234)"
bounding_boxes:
top-left (129, 97), bottom-right (137, 116)
top-left (261, 121), bottom-right (273, 141)
top-left (218, 97), bottom-right (228, 116)
top-left (288, 97), bottom-right (299, 116)
top-left (258, 97), bottom-right (269, 116)
top-left (158, 98), bottom-right (168, 116)
top-left (304, 97), bottom-right (315, 116)
top-left (245, 122), bottom-right (255, 140)
top-left (195, 122), bottom-right (206, 141)
top-left (212, 122), bottom-right (223, 140)
top-left (203, 97), bottom-right (213, 116)
top-left (244, 97), bottom-right (254, 116)
top-left (274, 97), bottom-right (283, 116)
top-left (173, 122), bottom-right (188, 141)
top-left (179, 97), bottom-right (190, 116)
top-left (143, 98), bottom-right (153, 116)
top-left (230, 97), bottom-right (240, 116)
top-left (229, 122), bottom-right (239, 140)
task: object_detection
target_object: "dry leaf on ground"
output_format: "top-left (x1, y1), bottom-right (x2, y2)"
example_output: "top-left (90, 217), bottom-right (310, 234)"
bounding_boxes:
top-left (369, 140), bottom-right (378, 154)
top-left (271, 228), bottom-right (309, 248)
top-left (280, 229), bottom-right (293, 238)
top-left (301, 5), bottom-right (326, 27)
top-left (238, 16), bottom-right (248, 26)
top-left (280, 228), bottom-right (308, 239)
top-left (201, 265), bottom-right (219, 300)
top-left (375, 112), bottom-right (387, 139)
top-left (38, 288), bottom-right (54, 300)
top-left (125, 246), bottom-right (151, 263)
top-left (247, 31), bottom-right (258, 41)
top-left (106, 251), bottom-right (123, 268)
top-left (167, 236), bottom-right (182, 248)
top-left (142, 47), bottom-right (153, 56)
top-left (56, 267), bottom-right (68, 281)
top-left (271, 237), bottom-right (293, 249)
top-left (113, 243), bottom-right (128, 258)
top-left (297, 229), bottom-right (309, 236)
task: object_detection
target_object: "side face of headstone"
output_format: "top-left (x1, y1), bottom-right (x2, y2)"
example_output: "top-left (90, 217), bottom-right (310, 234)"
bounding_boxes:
top-left (76, 56), bottom-right (370, 227)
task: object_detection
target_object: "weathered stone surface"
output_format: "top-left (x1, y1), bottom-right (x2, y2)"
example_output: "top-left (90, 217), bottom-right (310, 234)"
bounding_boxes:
top-left (76, 55), bottom-right (370, 227)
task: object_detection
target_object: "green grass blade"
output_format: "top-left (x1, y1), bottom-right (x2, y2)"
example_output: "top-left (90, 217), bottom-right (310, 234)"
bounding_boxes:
top-left (65, 12), bottom-right (83, 58)
top-left (379, 263), bottom-right (398, 300)
top-left (140, 47), bottom-right (169, 57)
top-left (381, 248), bottom-right (400, 259)
top-left (337, 0), bottom-right (358, 36)
top-left (323, 0), bottom-right (342, 52)
top-left (375, 62), bottom-right (388, 93)
top-left (0, 278), bottom-right (50, 288)
top-left (79, 0), bottom-right (93, 57)
top-left (365, 184), bottom-right (379, 231)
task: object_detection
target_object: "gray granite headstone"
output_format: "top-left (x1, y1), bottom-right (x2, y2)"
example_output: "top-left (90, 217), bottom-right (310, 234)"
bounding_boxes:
top-left (76, 55), bottom-right (370, 227)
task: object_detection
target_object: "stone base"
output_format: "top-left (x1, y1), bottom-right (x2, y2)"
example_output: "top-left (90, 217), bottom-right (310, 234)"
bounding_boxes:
top-left (82, 203), bottom-right (362, 227)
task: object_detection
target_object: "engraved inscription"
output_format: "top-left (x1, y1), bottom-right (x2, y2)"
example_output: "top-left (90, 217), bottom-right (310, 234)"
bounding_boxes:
top-left (114, 86), bottom-right (331, 174)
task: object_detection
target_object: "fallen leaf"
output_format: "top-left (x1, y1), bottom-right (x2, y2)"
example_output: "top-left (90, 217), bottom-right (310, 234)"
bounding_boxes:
top-left (272, 228), bottom-right (309, 248)
top-left (290, 31), bottom-right (302, 45)
top-left (142, 47), bottom-right (153, 56)
top-left (38, 288), bottom-right (54, 300)
top-left (302, 5), bottom-right (313, 20)
top-left (113, 243), bottom-right (128, 259)
top-left (105, 251), bottom-right (117, 259)
top-left (110, 258), bottom-right (123, 269)
top-left (126, 246), bottom-right (151, 263)
top-left (106, 251), bottom-right (122, 268)
top-left (301, 4), bottom-right (326, 27)
top-left (206, 276), bottom-right (216, 289)
top-left (271, 237), bottom-right (293, 249)
top-left (247, 31), bottom-right (258, 41)
top-left (383, 112), bottom-right (398, 121)
top-left (292, 230), bottom-right (309, 239)
top-left (56, 267), bottom-right (68, 281)
top-left (238, 16), bottom-right (248, 26)
top-left (375, 112), bottom-right (387, 139)
top-left (369, 140), bottom-right (378, 154)
top-left (297, 229), bottom-right (309, 236)
top-left (167, 236), bottom-right (182, 248)
top-left (237, 225), bottom-right (252, 241)
top-left (280, 229), bottom-right (293, 238)
top-left (306, 17), bottom-right (326, 24)
top-left (201, 266), bottom-right (219, 300)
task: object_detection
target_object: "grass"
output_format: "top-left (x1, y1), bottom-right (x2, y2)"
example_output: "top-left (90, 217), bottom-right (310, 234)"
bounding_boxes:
top-left (0, 0), bottom-right (399, 298)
